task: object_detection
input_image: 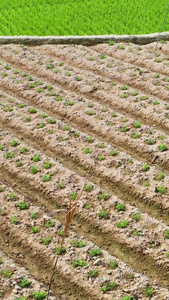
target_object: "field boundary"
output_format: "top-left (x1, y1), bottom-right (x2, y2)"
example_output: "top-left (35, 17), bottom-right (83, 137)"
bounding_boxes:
top-left (0, 32), bottom-right (169, 45)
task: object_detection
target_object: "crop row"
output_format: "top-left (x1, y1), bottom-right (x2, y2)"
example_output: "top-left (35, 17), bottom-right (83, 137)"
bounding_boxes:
top-left (0, 129), bottom-right (169, 282)
top-left (0, 60), bottom-right (169, 174)
top-left (1, 92), bottom-right (169, 217)
top-left (0, 250), bottom-right (56, 300)
top-left (1, 44), bottom-right (169, 138)
top-left (91, 42), bottom-right (169, 77)
top-left (0, 181), bottom-right (169, 300)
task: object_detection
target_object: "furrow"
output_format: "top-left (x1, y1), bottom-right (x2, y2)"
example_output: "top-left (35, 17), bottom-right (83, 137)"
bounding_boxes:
top-left (0, 62), bottom-right (169, 174)
top-left (1, 183), bottom-right (169, 300)
top-left (0, 45), bottom-right (169, 138)
top-left (1, 92), bottom-right (169, 221)
top-left (0, 130), bottom-right (169, 287)
top-left (90, 42), bottom-right (169, 77)
top-left (0, 250), bottom-right (58, 300)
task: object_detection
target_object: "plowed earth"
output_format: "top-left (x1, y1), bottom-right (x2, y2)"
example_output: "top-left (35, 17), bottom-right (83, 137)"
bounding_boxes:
top-left (0, 41), bottom-right (169, 300)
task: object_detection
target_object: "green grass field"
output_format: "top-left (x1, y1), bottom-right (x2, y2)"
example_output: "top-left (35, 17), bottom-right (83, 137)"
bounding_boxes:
top-left (0, 0), bottom-right (169, 36)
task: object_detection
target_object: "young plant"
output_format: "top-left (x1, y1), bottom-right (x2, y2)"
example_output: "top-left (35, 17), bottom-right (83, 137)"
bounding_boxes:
top-left (16, 201), bottom-right (30, 210)
top-left (88, 247), bottom-right (102, 257)
top-left (31, 226), bottom-right (40, 233)
top-left (164, 229), bottom-right (169, 239)
top-left (1, 270), bottom-right (12, 278)
top-left (28, 108), bottom-right (37, 114)
top-left (144, 287), bottom-right (154, 297)
top-left (109, 260), bottom-right (118, 269)
top-left (117, 219), bottom-right (129, 228)
top-left (98, 155), bottom-right (105, 161)
top-left (84, 184), bottom-right (93, 192)
top-left (45, 220), bottom-right (55, 228)
top-left (142, 164), bottom-right (150, 172)
top-left (41, 237), bottom-right (52, 245)
top-left (155, 171), bottom-right (164, 181)
top-left (42, 174), bottom-right (51, 182)
top-left (159, 144), bottom-right (168, 152)
top-left (43, 161), bottom-right (51, 169)
top-left (72, 240), bottom-right (85, 248)
top-left (98, 192), bottom-right (110, 200)
top-left (19, 146), bottom-right (28, 153)
top-left (98, 210), bottom-right (110, 219)
top-left (33, 292), bottom-right (48, 300)
top-left (55, 244), bottom-right (66, 255)
top-left (48, 118), bottom-right (56, 124)
top-left (32, 154), bottom-right (40, 162)
top-left (132, 213), bottom-right (141, 222)
top-left (30, 166), bottom-right (39, 174)
top-left (58, 181), bottom-right (65, 189)
top-left (101, 282), bottom-right (118, 293)
top-left (83, 147), bottom-right (92, 154)
top-left (10, 139), bottom-right (19, 147)
top-left (156, 185), bottom-right (166, 194)
top-left (87, 269), bottom-right (98, 278)
top-left (19, 278), bottom-right (31, 288)
top-left (116, 203), bottom-right (125, 211)
top-left (72, 259), bottom-right (86, 267)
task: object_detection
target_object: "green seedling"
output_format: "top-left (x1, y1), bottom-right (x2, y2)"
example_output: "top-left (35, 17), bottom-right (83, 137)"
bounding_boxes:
top-left (70, 191), bottom-right (77, 200)
top-left (101, 282), bottom-right (118, 293)
top-left (0, 186), bottom-right (4, 192)
top-left (98, 210), bottom-right (110, 219)
top-left (24, 116), bottom-right (31, 122)
top-left (159, 144), bottom-right (168, 152)
top-left (16, 201), bottom-right (30, 210)
top-left (30, 166), bottom-right (39, 174)
top-left (41, 237), bottom-right (52, 245)
top-left (31, 212), bottom-right (37, 219)
top-left (164, 229), bottom-right (169, 239)
top-left (1, 270), bottom-right (12, 278)
top-left (109, 260), bottom-right (118, 269)
top-left (43, 161), bottom-right (51, 169)
top-left (155, 171), bottom-right (164, 181)
top-left (42, 174), bottom-right (51, 182)
top-left (98, 155), bottom-right (105, 161)
top-left (116, 203), bottom-right (125, 211)
top-left (32, 154), bottom-right (40, 162)
top-left (10, 139), bottom-right (19, 146)
top-left (144, 287), bottom-right (154, 297)
top-left (75, 76), bottom-right (83, 81)
top-left (132, 213), bottom-right (141, 222)
top-left (28, 108), bottom-right (37, 114)
top-left (0, 145), bottom-right (5, 151)
top-left (55, 244), bottom-right (66, 255)
top-left (31, 226), bottom-right (40, 233)
top-left (133, 121), bottom-right (141, 128)
top-left (87, 269), bottom-right (98, 278)
top-left (72, 240), bottom-right (85, 248)
top-left (33, 292), bottom-right (48, 300)
top-left (19, 146), bottom-right (28, 153)
top-left (19, 278), bottom-right (31, 288)
top-left (11, 216), bottom-right (19, 224)
top-left (88, 247), bottom-right (102, 257)
top-left (62, 124), bottom-right (69, 131)
top-left (117, 219), bottom-right (129, 228)
top-left (48, 118), bottom-right (56, 124)
top-left (110, 150), bottom-right (118, 156)
top-left (45, 220), bottom-right (55, 228)
top-left (58, 181), bottom-right (65, 189)
top-left (83, 147), bottom-right (92, 154)
top-left (84, 184), bottom-right (93, 192)
top-left (72, 259), bottom-right (86, 267)
top-left (41, 112), bottom-right (48, 118)
top-left (146, 138), bottom-right (155, 145)
top-left (156, 185), bottom-right (166, 194)
top-left (98, 192), bottom-right (110, 200)
top-left (142, 164), bottom-right (150, 172)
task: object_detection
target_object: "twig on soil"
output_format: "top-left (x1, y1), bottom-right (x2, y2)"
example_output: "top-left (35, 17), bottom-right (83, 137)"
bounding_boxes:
top-left (46, 178), bottom-right (86, 300)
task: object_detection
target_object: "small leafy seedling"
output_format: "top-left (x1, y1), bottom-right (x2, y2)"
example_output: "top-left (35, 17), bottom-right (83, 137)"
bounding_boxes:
top-left (87, 269), bottom-right (98, 278)
top-left (31, 226), bottom-right (40, 233)
top-left (142, 164), bottom-right (150, 172)
top-left (11, 216), bottom-right (19, 224)
top-left (132, 213), bottom-right (141, 222)
top-left (84, 184), bottom-right (93, 192)
top-left (88, 247), bottom-right (102, 257)
top-left (156, 185), bottom-right (166, 194)
top-left (16, 201), bottom-right (30, 210)
top-left (19, 278), bottom-right (31, 288)
top-left (109, 260), bottom-right (118, 269)
top-left (98, 192), bottom-right (110, 200)
top-left (33, 291), bottom-right (48, 300)
top-left (41, 237), bottom-right (52, 245)
top-left (101, 282), bottom-right (118, 293)
top-left (72, 259), bottom-right (86, 267)
top-left (164, 229), bottom-right (169, 239)
top-left (55, 244), bottom-right (66, 255)
top-left (117, 219), bottom-right (129, 228)
top-left (32, 154), bottom-right (40, 162)
top-left (144, 287), bottom-right (154, 297)
top-left (98, 210), bottom-right (110, 219)
top-left (116, 203), bottom-right (125, 211)
top-left (45, 220), bottom-right (55, 228)
top-left (72, 240), bottom-right (85, 248)
top-left (159, 144), bottom-right (168, 152)
top-left (30, 166), bottom-right (39, 174)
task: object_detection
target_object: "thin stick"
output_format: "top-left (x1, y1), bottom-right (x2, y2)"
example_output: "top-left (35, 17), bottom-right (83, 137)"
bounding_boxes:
top-left (46, 179), bottom-right (86, 300)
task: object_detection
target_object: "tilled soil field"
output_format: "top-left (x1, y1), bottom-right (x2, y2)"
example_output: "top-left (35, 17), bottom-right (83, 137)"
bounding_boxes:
top-left (0, 41), bottom-right (169, 300)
